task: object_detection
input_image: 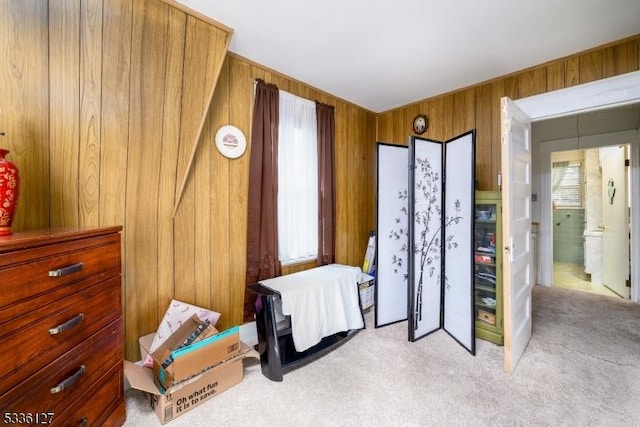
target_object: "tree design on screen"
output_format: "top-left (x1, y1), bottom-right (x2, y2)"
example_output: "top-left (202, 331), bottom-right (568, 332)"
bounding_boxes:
top-left (388, 188), bottom-right (409, 280)
top-left (389, 156), bottom-right (462, 330)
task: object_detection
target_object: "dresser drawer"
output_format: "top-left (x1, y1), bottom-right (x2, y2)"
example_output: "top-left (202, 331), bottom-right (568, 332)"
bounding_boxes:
top-left (52, 365), bottom-right (125, 427)
top-left (0, 277), bottom-right (121, 392)
top-left (0, 234), bottom-right (121, 310)
top-left (0, 272), bottom-right (112, 330)
top-left (0, 319), bottom-right (123, 416)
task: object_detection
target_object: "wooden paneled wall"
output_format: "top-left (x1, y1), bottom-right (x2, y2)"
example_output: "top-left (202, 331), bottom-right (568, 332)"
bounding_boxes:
top-left (209, 52), bottom-right (377, 290)
top-left (0, 0), bottom-right (376, 360)
top-left (377, 35), bottom-right (640, 191)
top-left (1, 0), bottom-right (232, 360)
top-left (2, 0), bottom-right (637, 360)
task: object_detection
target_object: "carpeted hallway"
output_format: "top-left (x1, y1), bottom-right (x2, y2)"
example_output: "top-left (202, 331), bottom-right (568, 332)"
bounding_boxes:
top-left (124, 285), bottom-right (640, 426)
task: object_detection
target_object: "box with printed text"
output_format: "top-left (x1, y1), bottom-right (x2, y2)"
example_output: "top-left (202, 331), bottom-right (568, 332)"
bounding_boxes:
top-left (124, 342), bottom-right (260, 424)
top-left (125, 335), bottom-right (258, 424)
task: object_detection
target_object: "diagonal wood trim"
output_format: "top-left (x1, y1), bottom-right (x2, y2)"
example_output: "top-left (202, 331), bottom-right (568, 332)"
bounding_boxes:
top-left (172, 31), bottom-right (232, 218)
top-left (156, 0), bottom-right (234, 33)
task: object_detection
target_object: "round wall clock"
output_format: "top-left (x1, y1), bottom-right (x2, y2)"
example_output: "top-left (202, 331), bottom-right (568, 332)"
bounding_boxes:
top-left (215, 125), bottom-right (247, 159)
top-left (413, 114), bottom-right (429, 135)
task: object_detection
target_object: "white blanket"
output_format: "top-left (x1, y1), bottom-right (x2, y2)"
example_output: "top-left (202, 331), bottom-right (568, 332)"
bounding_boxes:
top-left (260, 264), bottom-right (364, 352)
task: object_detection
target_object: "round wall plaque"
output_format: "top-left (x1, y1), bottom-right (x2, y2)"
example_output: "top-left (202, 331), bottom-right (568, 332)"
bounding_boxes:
top-left (215, 125), bottom-right (247, 159)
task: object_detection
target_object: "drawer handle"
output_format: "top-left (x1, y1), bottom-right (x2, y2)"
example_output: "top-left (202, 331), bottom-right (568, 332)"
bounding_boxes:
top-left (79, 417), bottom-right (87, 427)
top-left (50, 365), bottom-right (86, 394)
top-left (49, 313), bottom-right (84, 335)
top-left (48, 262), bottom-right (84, 277)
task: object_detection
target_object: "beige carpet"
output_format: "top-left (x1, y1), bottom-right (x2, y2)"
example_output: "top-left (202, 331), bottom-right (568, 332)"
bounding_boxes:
top-left (124, 285), bottom-right (640, 426)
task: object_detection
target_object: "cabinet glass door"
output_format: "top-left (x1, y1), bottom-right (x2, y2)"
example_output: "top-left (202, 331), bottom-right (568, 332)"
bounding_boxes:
top-left (474, 203), bottom-right (498, 327)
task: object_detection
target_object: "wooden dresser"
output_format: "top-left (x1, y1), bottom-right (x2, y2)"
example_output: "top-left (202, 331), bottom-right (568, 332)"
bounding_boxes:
top-left (0, 227), bottom-right (125, 426)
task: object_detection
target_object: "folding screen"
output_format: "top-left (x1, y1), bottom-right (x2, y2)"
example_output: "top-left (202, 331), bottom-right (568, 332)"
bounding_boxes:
top-left (375, 143), bottom-right (409, 327)
top-left (442, 131), bottom-right (476, 353)
top-left (408, 132), bottom-right (475, 353)
top-left (407, 138), bottom-right (443, 338)
top-left (376, 131), bottom-right (476, 354)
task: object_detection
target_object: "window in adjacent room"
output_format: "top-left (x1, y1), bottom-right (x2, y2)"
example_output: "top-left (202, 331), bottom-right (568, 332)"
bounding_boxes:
top-left (277, 91), bottom-right (318, 265)
top-left (552, 160), bottom-right (583, 208)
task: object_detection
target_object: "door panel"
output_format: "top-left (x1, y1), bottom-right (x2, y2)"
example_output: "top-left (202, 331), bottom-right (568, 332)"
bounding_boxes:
top-left (501, 97), bottom-right (533, 374)
top-left (601, 145), bottom-right (630, 298)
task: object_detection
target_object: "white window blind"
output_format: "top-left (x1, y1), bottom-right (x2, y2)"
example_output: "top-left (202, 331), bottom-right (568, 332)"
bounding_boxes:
top-left (552, 161), bottom-right (583, 207)
top-left (277, 91), bottom-right (318, 265)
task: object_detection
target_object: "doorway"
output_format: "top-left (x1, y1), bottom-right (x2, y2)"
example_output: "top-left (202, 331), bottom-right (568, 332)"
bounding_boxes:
top-left (501, 70), bottom-right (640, 373)
top-left (548, 144), bottom-right (632, 299)
top-left (514, 71), bottom-right (640, 303)
top-left (531, 103), bottom-right (639, 300)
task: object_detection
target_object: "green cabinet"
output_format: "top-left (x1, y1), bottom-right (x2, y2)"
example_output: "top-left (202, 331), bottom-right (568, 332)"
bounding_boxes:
top-left (474, 191), bottom-right (503, 345)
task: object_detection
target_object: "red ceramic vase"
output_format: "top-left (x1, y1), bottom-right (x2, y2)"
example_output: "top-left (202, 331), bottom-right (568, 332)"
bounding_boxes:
top-left (0, 149), bottom-right (19, 235)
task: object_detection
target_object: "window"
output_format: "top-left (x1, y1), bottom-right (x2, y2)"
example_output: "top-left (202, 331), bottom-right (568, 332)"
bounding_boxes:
top-left (277, 91), bottom-right (318, 265)
top-left (552, 161), bottom-right (583, 208)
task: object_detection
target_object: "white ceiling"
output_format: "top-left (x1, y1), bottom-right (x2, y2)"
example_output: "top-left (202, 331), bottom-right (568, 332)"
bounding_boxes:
top-left (177, 0), bottom-right (640, 113)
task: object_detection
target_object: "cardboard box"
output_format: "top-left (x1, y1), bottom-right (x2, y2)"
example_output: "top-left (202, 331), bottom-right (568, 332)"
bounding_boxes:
top-left (478, 309), bottom-right (496, 325)
top-left (151, 314), bottom-right (218, 359)
top-left (125, 342), bottom-right (258, 424)
top-left (149, 318), bottom-right (241, 389)
top-left (140, 332), bottom-right (155, 361)
top-left (143, 299), bottom-right (221, 368)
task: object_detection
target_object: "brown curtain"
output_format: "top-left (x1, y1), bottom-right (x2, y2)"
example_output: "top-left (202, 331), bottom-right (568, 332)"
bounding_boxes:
top-left (316, 101), bottom-right (336, 266)
top-left (244, 80), bottom-right (281, 321)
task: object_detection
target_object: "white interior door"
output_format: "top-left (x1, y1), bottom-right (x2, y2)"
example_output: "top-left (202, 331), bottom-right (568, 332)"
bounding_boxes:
top-left (501, 97), bottom-right (533, 374)
top-left (601, 145), bottom-right (630, 298)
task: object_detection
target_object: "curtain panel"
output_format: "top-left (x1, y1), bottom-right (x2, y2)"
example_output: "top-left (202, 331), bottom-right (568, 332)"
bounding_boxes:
top-left (245, 80), bottom-right (281, 321)
top-left (316, 101), bottom-right (336, 266)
